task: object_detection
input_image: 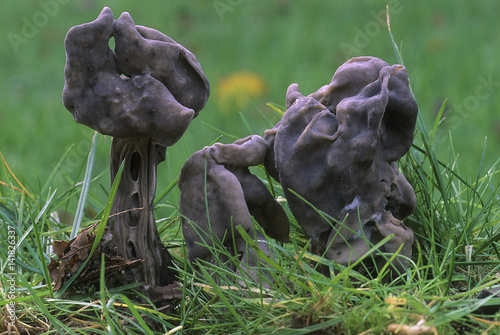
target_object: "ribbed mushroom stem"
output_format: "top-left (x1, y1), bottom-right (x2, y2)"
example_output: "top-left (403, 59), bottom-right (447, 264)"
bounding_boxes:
top-left (110, 137), bottom-right (176, 286)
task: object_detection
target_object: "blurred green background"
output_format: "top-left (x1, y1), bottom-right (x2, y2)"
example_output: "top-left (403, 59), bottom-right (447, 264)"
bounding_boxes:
top-left (1, 0), bottom-right (499, 208)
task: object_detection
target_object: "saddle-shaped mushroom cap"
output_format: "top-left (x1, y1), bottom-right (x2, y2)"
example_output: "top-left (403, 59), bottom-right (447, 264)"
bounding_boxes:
top-left (264, 57), bottom-right (417, 272)
top-left (114, 12), bottom-right (209, 115)
top-left (178, 148), bottom-right (254, 262)
top-left (178, 135), bottom-right (289, 265)
top-left (63, 7), bottom-right (210, 147)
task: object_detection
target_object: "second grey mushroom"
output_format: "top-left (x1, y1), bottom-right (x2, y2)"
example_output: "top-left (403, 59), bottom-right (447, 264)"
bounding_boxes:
top-left (178, 135), bottom-right (289, 284)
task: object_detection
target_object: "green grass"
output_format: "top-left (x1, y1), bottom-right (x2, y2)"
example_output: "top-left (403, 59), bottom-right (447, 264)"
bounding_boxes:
top-left (1, 97), bottom-right (499, 333)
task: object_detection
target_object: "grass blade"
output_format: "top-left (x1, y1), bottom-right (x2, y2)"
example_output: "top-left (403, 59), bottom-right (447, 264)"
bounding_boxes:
top-left (70, 132), bottom-right (98, 239)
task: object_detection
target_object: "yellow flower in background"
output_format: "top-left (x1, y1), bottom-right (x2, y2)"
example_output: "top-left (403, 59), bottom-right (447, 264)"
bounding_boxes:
top-left (216, 71), bottom-right (266, 113)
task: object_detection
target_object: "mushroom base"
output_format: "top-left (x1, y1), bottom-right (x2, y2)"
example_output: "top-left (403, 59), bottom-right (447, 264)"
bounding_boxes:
top-left (312, 210), bottom-right (414, 277)
top-left (110, 137), bottom-right (176, 286)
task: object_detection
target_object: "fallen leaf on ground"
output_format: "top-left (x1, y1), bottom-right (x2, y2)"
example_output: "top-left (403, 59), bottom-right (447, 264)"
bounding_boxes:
top-left (48, 227), bottom-right (143, 292)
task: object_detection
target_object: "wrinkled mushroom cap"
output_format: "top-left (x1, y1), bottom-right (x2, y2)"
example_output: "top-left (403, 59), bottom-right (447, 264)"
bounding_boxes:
top-left (178, 148), bottom-right (254, 261)
top-left (62, 7), bottom-right (210, 147)
top-left (178, 135), bottom-right (290, 262)
top-left (113, 12), bottom-right (209, 115)
top-left (264, 56), bottom-right (417, 270)
top-left (309, 56), bottom-right (418, 161)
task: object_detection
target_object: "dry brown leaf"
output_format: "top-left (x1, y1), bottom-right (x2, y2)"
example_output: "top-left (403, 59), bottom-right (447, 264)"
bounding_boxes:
top-left (48, 227), bottom-right (143, 293)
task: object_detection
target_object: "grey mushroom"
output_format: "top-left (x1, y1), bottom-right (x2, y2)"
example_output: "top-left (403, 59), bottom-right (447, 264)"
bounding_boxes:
top-left (264, 57), bottom-right (417, 274)
top-left (178, 135), bottom-right (289, 284)
top-left (62, 7), bottom-right (210, 286)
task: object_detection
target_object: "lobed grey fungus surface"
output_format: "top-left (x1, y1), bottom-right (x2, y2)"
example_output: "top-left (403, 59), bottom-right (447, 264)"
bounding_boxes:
top-left (264, 56), bottom-right (418, 274)
top-left (178, 135), bottom-right (289, 284)
top-left (62, 7), bottom-right (209, 286)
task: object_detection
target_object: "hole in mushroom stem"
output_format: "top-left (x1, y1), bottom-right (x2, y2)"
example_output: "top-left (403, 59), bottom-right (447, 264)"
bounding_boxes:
top-left (128, 192), bottom-right (141, 227)
top-left (129, 152), bottom-right (141, 182)
top-left (127, 240), bottom-right (137, 259)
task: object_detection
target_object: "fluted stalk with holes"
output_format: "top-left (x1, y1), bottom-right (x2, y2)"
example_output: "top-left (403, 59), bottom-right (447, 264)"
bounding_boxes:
top-left (110, 137), bottom-right (175, 286)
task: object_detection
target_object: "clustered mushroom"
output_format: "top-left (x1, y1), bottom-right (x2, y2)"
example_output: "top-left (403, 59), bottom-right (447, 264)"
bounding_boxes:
top-left (178, 135), bottom-right (289, 284)
top-left (264, 57), bottom-right (418, 274)
top-left (62, 7), bottom-right (209, 286)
